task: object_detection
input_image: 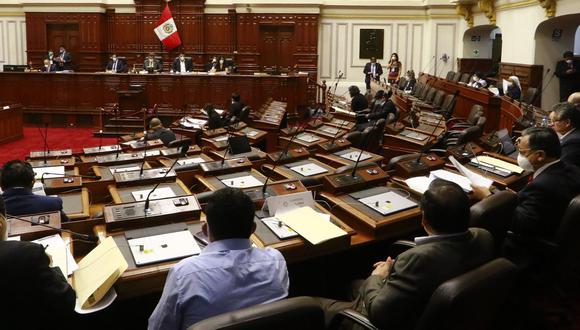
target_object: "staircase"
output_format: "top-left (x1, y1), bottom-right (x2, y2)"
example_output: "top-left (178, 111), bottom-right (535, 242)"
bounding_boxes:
top-left (94, 104), bottom-right (147, 137)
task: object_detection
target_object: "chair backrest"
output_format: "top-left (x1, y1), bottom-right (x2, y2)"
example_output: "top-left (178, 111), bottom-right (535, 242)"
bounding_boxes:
top-left (397, 76), bottom-right (407, 89)
top-left (412, 82), bottom-right (425, 96)
top-left (475, 116), bottom-right (486, 129)
top-left (554, 194), bottom-right (580, 293)
top-left (419, 86), bottom-right (431, 100)
top-left (439, 94), bottom-right (455, 114)
top-left (556, 194), bottom-right (580, 245)
top-left (467, 105), bottom-right (484, 125)
top-left (345, 131), bottom-right (363, 148)
top-left (369, 118), bottom-right (387, 151)
top-left (424, 88), bottom-right (437, 103)
top-left (470, 191), bottom-right (518, 252)
top-left (432, 90), bottom-right (446, 108)
top-left (522, 87), bottom-right (537, 104)
top-left (239, 105), bottom-right (251, 122)
top-left (415, 258), bottom-right (518, 330)
top-left (456, 124), bottom-right (483, 145)
top-left (445, 71), bottom-right (455, 81)
top-left (385, 152), bottom-right (421, 171)
top-left (459, 73), bottom-right (471, 83)
top-left (187, 297), bottom-right (325, 330)
top-left (452, 72), bottom-right (462, 82)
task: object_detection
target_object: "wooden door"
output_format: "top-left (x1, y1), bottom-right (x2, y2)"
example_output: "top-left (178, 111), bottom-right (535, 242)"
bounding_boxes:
top-left (259, 25), bottom-right (295, 70)
top-left (46, 23), bottom-right (80, 70)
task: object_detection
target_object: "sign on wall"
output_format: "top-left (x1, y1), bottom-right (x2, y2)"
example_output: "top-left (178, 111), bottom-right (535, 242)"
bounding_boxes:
top-left (359, 29), bottom-right (384, 59)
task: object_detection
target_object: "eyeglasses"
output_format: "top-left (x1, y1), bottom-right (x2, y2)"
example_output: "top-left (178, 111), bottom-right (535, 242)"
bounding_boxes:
top-left (515, 137), bottom-right (537, 155)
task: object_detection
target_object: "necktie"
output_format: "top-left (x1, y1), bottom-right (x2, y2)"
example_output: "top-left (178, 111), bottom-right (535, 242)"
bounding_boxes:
top-left (372, 64), bottom-right (375, 75)
top-left (112, 60), bottom-right (117, 72)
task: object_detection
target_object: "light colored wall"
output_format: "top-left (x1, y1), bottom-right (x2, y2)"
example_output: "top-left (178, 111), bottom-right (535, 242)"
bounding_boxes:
top-left (462, 25), bottom-right (497, 59)
top-left (0, 15), bottom-right (26, 69)
top-left (574, 25), bottom-right (580, 55)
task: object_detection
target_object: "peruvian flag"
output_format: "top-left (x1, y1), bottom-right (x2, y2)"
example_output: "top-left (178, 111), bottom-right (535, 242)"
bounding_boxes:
top-left (154, 4), bottom-right (181, 51)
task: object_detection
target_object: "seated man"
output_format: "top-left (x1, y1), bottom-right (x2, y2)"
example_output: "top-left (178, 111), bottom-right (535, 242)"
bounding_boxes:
top-left (224, 92), bottom-right (245, 125)
top-left (1, 160), bottom-right (69, 221)
top-left (41, 58), bottom-right (57, 72)
top-left (549, 102), bottom-right (580, 167)
top-left (317, 179), bottom-right (494, 329)
top-left (145, 118), bottom-right (176, 146)
top-left (144, 52), bottom-right (162, 73)
top-left (105, 53), bottom-right (125, 73)
top-left (472, 127), bottom-right (580, 265)
top-left (148, 187), bottom-right (289, 330)
top-left (0, 197), bottom-right (76, 329)
top-left (171, 53), bottom-right (193, 73)
top-left (348, 85), bottom-right (369, 113)
top-left (357, 90), bottom-right (397, 130)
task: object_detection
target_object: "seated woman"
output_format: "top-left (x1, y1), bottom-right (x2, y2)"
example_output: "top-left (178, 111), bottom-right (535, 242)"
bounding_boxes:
top-left (467, 72), bottom-right (487, 88)
top-left (204, 103), bottom-right (224, 130)
top-left (146, 118), bottom-right (176, 146)
top-left (505, 75), bottom-right (522, 101)
top-left (402, 70), bottom-right (416, 93)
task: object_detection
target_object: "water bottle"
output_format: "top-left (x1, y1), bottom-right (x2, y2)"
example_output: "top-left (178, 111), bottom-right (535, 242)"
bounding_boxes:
top-left (540, 115), bottom-right (549, 127)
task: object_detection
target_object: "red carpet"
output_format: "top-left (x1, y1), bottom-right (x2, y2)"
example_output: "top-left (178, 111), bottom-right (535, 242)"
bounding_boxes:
top-left (0, 127), bottom-right (118, 166)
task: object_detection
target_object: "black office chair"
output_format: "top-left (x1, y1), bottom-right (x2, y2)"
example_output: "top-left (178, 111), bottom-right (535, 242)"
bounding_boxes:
top-left (447, 104), bottom-right (483, 130)
top-left (445, 71), bottom-right (456, 81)
top-left (187, 297), bottom-right (325, 330)
top-left (445, 119), bottom-right (484, 147)
top-left (344, 131), bottom-right (363, 148)
top-left (452, 72), bottom-right (462, 82)
top-left (522, 87), bottom-right (538, 105)
top-left (459, 73), bottom-right (471, 83)
top-left (329, 258), bottom-right (518, 330)
top-left (239, 105), bottom-right (251, 123)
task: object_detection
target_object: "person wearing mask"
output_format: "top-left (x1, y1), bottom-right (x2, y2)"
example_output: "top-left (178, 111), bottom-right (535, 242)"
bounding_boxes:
top-left (316, 179), bottom-right (494, 329)
top-left (357, 90), bottom-right (397, 130)
top-left (105, 54), bottom-right (125, 73)
top-left (54, 45), bottom-right (72, 71)
top-left (144, 53), bottom-right (162, 73)
top-left (145, 118), bottom-right (176, 146)
top-left (171, 53), bottom-right (193, 73)
top-left (204, 103), bottom-right (224, 130)
top-left (224, 92), bottom-right (245, 125)
top-left (363, 57), bottom-right (383, 91)
top-left (41, 58), bottom-right (57, 72)
top-left (0, 197), bottom-right (76, 329)
top-left (549, 102), bottom-right (580, 167)
top-left (556, 51), bottom-right (580, 102)
top-left (207, 56), bottom-right (218, 72)
top-left (505, 75), bottom-right (522, 100)
top-left (467, 72), bottom-right (487, 88)
top-left (386, 53), bottom-right (402, 84)
top-left (148, 187), bottom-right (289, 330)
top-left (472, 127), bottom-right (580, 266)
top-left (402, 70), bottom-right (416, 93)
top-left (45, 49), bottom-right (55, 66)
top-left (215, 56), bottom-right (227, 72)
top-left (1, 160), bottom-right (69, 221)
top-left (348, 85), bottom-right (369, 113)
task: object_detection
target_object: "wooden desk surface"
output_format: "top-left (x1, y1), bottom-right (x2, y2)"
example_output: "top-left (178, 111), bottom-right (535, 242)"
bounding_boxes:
top-left (315, 148), bottom-right (384, 168)
top-left (195, 169), bottom-right (268, 192)
top-left (109, 179), bottom-right (192, 204)
top-left (264, 158), bottom-right (336, 186)
top-left (59, 187), bottom-right (90, 220)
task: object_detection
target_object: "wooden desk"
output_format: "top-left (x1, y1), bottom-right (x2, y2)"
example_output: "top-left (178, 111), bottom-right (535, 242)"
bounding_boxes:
top-left (326, 118), bottom-right (356, 130)
top-left (263, 158), bottom-right (335, 189)
top-left (109, 179), bottom-right (191, 204)
top-left (0, 103), bottom-right (23, 144)
top-left (160, 145), bottom-right (202, 157)
top-left (279, 133), bottom-right (328, 150)
top-left (196, 169), bottom-right (268, 193)
top-left (29, 157), bottom-right (76, 169)
top-left (158, 154), bottom-right (214, 188)
top-left (320, 185), bottom-right (422, 238)
top-left (236, 127), bottom-right (268, 145)
top-left (308, 124), bottom-right (349, 139)
top-left (59, 188), bottom-right (90, 220)
top-left (315, 148), bottom-right (384, 168)
top-left (7, 212), bottom-right (61, 241)
top-left (29, 149), bottom-right (73, 159)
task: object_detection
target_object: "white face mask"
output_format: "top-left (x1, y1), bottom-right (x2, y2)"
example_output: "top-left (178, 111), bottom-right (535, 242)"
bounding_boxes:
top-left (180, 56), bottom-right (185, 61)
top-left (517, 153), bottom-right (535, 172)
top-left (112, 57), bottom-right (117, 61)
top-left (566, 59), bottom-right (573, 64)
top-left (219, 60), bottom-right (224, 64)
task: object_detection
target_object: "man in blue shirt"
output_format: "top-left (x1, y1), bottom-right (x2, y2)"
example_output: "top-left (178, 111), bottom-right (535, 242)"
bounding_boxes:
top-left (148, 187), bottom-right (289, 330)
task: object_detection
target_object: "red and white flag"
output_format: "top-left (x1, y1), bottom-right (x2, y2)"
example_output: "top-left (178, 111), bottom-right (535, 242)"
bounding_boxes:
top-left (154, 4), bottom-right (181, 51)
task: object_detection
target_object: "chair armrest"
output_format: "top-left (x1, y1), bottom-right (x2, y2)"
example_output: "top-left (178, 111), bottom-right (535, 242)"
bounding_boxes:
top-left (390, 240), bottom-right (416, 257)
top-left (328, 309), bottom-right (379, 330)
top-left (446, 117), bottom-right (467, 125)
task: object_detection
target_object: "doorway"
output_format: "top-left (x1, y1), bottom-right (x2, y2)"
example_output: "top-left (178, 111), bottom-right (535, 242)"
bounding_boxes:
top-left (259, 25), bottom-right (295, 71)
top-left (46, 23), bottom-right (79, 70)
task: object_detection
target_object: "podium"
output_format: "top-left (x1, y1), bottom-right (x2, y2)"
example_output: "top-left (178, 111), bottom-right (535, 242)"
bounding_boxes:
top-left (117, 89), bottom-right (146, 112)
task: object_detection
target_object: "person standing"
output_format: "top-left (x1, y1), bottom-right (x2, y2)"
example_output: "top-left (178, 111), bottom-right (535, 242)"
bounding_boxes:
top-left (555, 51), bottom-right (580, 102)
top-left (386, 53), bottom-right (402, 84)
top-left (363, 57), bottom-right (383, 91)
top-left (55, 45), bottom-right (72, 71)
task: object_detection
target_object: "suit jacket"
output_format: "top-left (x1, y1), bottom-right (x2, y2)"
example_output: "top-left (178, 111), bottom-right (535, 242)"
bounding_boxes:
top-left (403, 78), bottom-right (416, 92)
top-left (171, 58), bottom-right (193, 73)
top-left (363, 62), bottom-right (383, 83)
top-left (41, 64), bottom-right (57, 72)
top-left (350, 93), bottom-right (369, 113)
top-left (56, 52), bottom-right (72, 71)
top-left (512, 161), bottom-right (580, 239)
top-left (144, 58), bottom-right (162, 72)
top-left (367, 99), bottom-right (397, 121)
top-left (2, 188), bottom-right (68, 221)
top-left (356, 228), bottom-right (494, 330)
top-left (105, 59), bottom-right (126, 73)
top-left (561, 129), bottom-right (580, 168)
top-left (0, 240), bottom-right (76, 329)
top-left (228, 101), bottom-right (245, 121)
top-left (146, 127), bottom-right (177, 146)
top-left (555, 59), bottom-right (580, 100)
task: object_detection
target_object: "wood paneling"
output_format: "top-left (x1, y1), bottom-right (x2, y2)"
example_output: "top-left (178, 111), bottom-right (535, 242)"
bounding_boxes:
top-left (499, 62), bottom-right (543, 106)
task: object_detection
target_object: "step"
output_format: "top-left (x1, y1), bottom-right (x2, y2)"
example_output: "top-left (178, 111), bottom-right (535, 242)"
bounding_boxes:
top-left (105, 124), bottom-right (144, 130)
top-left (109, 118), bottom-right (143, 124)
top-left (93, 130), bottom-right (137, 137)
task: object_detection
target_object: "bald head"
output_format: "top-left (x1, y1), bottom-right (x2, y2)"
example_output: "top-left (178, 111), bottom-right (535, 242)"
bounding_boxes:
top-left (149, 118), bottom-right (163, 130)
top-left (421, 179), bottom-right (470, 234)
top-left (568, 92), bottom-right (580, 105)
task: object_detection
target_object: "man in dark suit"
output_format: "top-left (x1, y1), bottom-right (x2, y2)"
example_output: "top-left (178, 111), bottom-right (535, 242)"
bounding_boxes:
top-left (348, 85), bottom-right (368, 113)
top-left (550, 102), bottom-right (580, 167)
top-left (145, 118), bottom-right (177, 146)
top-left (54, 45), bottom-right (72, 71)
top-left (0, 196), bottom-right (76, 329)
top-left (171, 53), bottom-right (193, 73)
top-left (41, 58), bottom-right (57, 72)
top-left (317, 179), bottom-right (494, 329)
top-left (472, 127), bottom-right (580, 265)
top-left (363, 57), bottom-right (383, 91)
top-left (224, 92), bottom-right (245, 125)
top-left (1, 160), bottom-right (69, 221)
top-left (144, 52), bottom-right (162, 73)
top-left (357, 90), bottom-right (397, 130)
top-left (105, 54), bottom-right (126, 73)
top-left (555, 51), bottom-right (580, 102)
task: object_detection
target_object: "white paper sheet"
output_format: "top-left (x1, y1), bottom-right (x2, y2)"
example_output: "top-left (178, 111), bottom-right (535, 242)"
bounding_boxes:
top-left (111, 166), bottom-right (140, 174)
top-left (430, 169), bottom-right (473, 192)
top-left (131, 186), bottom-right (175, 202)
top-left (404, 176), bottom-right (432, 194)
top-left (339, 151), bottom-right (372, 162)
top-left (144, 149), bottom-right (160, 157)
top-left (358, 192), bottom-right (418, 216)
top-left (33, 234), bottom-right (79, 277)
top-left (32, 181), bottom-right (46, 196)
top-left (472, 156), bottom-right (524, 174)
top-left (177, 157), bottom-right (206, 166)
top-left (320, 126), bottom-right (339, 134)
top-left (128, 230), bottom-right (200, 266)
top-left (262, 217), bottom-right (299, 239)
top-left (296, 133), bottom-right (320, 143)
top-left (266, 191), bottom-right (315, 216)
top-left (220, 175), bottom-right (264, 188)
top-left (32, 166), bottom-right (65, 180)
top-left (214, 135), bottom-right (229, 142)
top-left (75, 288), bottom-right (117, 314)
top-left (449, 156), bottom-right (493, 188)
top-left (289, 163), bottom-right (328, 177)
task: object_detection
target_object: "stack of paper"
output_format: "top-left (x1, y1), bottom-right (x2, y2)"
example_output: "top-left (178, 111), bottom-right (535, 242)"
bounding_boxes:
top-left (448, 156), bottom-right (493, 188)
top-left (471, 156), bottom-right (524, 174)
top-left (73, 236), bottom-right (128, 309)
top-left (128, 231), bottom-right (200, 266)
top-left (221, 175), bottom-right (263, 188)
top-left (32, 166), bottom-right (65, 180)
top-left (289, 163), bottom-right (327, 176)
top-left (131, 186), bottom-right (175, 202)
top-left (177, 157), bottom-right (206, 166)
top-left (33, 234), bottom-right (78, 276)
top-left (276, 207), bottom-right (346, 245)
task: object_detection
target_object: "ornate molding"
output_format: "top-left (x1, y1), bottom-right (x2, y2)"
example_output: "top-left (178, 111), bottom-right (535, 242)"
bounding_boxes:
top-left (537, 0), bottom-right (556, 18)
top-left (477, 0), bottom-right (495, 25)
top-left (455, 4), bottom-right (473, 28)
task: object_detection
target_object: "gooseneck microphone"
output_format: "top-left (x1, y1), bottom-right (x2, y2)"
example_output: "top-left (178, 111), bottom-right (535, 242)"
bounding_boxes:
top-left (40, 173), bottom-right (102, 184)
top-left (7, 213), bottom-right (99, 242)
top-left (144, 144), bottom-right (188, 214)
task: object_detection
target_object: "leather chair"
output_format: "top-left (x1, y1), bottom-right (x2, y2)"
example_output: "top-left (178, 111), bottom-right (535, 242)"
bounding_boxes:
top-left (344, 131), bottom-right (363, 148)
top-left (470, 190), bottom-right (518, 254)
top-left (366, 118), bottom-right (386, 153)
top-left (445, 71), bottom-right (455, 81)
top-left (187, 296), bottom-right (325, 330)
top-left (452, 71), bottom-right (462, 82)
top-left (522, 87), bottom-right (537, 105)
top-left (447, 104), bottom-right (483, 130)
top-left (446, 117), bottom-right (485, 147)
top-left (459, 73), bottom-right (471, 83)
top-left (384, 152), bottom-right (421, 172)
top-left (329, 258), bottom-right (518, 330)
top-left (397, 76), bottom-right (407, 89)
top-left (239, 105), bottom-right (251, 123)
top-left (434, 93), bottom-right (458, 118)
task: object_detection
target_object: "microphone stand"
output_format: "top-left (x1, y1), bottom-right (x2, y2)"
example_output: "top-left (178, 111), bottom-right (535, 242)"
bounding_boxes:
top-left (37, 123), bottom-right (50, 165)
top-left (350, 117), bottom-right (380, 178)
top-left (406, 105), bottom-right (448, 170)
top-left (40, 173), bottom-right (102, 184)
top-left (7, 213), bottom-right (98, 242)
top-left (526, 68), bottom-right (554, 125)
top-left (144, 144), bottom-right (188, 215)
top-left (220, 123), bottom-right (235, 166)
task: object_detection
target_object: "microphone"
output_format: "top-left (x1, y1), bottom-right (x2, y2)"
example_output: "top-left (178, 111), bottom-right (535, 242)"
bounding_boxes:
top-left (37, 123), bottom-right (50, 165)
top-left (97, 130), bottom-right (103, 151)
top-left (262, 123), bottom-right (307, 196)
top-left (419, 56), bottom-right (436, 76)
top-left (6, 213), bottom-right (99, 242)
top-left (220, 123), bottom-right (235, 166)
top-left (144, 143), bottom-right (189, 214)
top-left (349, 115), bottom-right (382, 178)
top-left (40, 173), bottom-right (101, 184)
